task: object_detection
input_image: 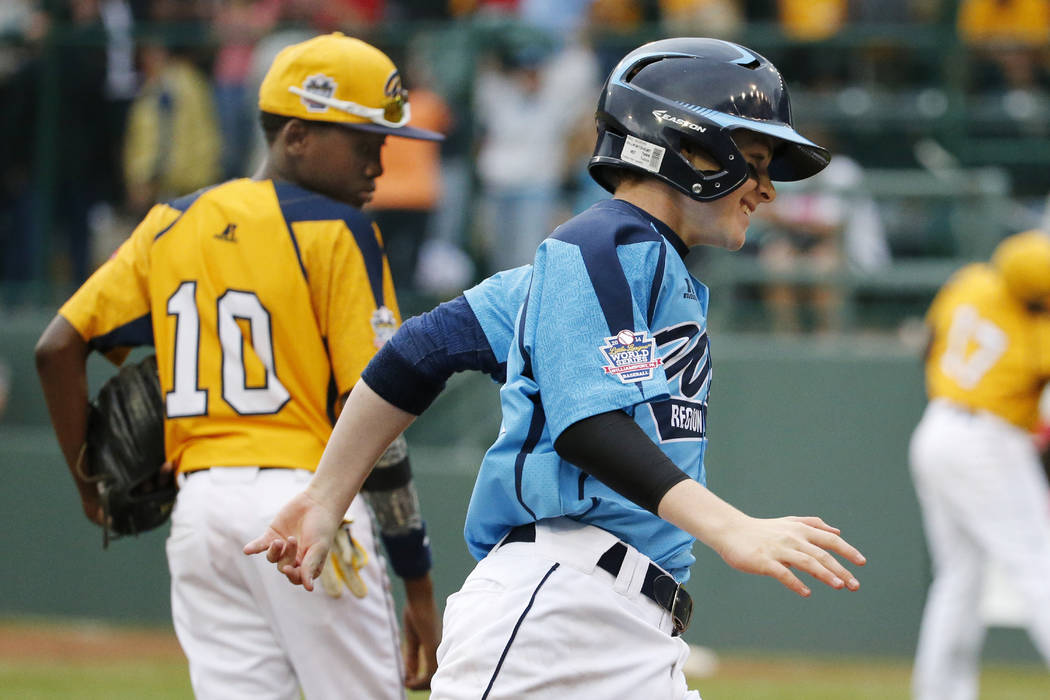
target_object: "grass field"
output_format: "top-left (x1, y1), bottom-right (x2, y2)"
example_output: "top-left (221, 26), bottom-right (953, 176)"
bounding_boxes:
top-left (2, 620), bottom-right (1048, 699)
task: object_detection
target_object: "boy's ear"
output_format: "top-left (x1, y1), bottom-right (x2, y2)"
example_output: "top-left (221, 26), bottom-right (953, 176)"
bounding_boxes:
top-left (282, 119), bottom-right (311, 156)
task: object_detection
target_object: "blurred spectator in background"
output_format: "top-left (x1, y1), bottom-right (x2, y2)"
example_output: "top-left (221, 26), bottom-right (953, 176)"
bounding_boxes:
top-left (211, 0), bottom-right (281, 179)
top-left (586, 0), bottom-right (659, 77)
top-left (244, 0), bottom-right (326, 175)
top-left (123, 36), bottom-right (220, 216)
top-left (517, 0), bottom-right (596, 39)
top-left (397, 16), bottom-right (481, 299)
top-left (1, 0), bottom-right (126, 300)
top-left (472, 31), bottom-right (599, 274)
top-left (310, 0), bottom-right (385, 33)
top-left (773, 0), bottom-right (851, 92)
top-left (0, 1), bottom-right (48, 305)
top-left (368, 45), bottom-right (454, 299)
top-left (776, 0), bottom-right (846, 41)
top-left (659, 0), bottom-right (742, 37)
top-left (754, 132), bottom-right (889, 334)
top-left (958, 0), bottom-right (1050, 92)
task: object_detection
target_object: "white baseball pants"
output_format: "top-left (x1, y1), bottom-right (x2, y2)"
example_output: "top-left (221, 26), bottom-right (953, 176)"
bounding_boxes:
top-left (167, 467), bottom-right (404, 700)
top-left (430, 517), bottom-right (702, 700)
top-left (910, 400), bottom-right (1050, 700)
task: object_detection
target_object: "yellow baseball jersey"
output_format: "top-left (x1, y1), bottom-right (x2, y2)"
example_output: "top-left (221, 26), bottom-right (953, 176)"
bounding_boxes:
top-left (924, 263), bottom-right (1050, 430)
top-left (61, 178), bottom-right (400, 472)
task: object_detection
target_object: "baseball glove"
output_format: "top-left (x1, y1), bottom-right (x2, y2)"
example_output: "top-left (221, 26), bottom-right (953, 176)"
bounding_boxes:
top-left (84, 354), bottom-right (172, 547)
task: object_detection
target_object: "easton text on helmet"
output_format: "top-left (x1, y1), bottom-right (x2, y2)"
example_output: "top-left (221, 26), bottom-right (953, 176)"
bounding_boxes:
top-left (652, 110), bottom-right (707, 133)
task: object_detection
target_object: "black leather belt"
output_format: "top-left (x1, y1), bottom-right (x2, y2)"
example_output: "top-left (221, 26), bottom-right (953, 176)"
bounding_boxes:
top-left (502, 522), bottom-right (693, 636)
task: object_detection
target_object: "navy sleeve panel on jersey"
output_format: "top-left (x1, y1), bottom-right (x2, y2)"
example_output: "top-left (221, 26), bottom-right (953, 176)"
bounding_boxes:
top-left (516, 287), bottom-right (532, 380)
top-left (273, 181), bottom-right (386, 308)
top-left (514, 392), bottom-right (547, 519)
top-left (167, 185), bottom-right (212, 213)
top-left (549, 207), bottom-right (666, 337)
top-left (87, 313), bottom-right (154, 353)
top-left (362, 296), bottom-right (502, 415)
top-left (647, 245), bottom-right (666, 327)
top-left (153, 186), bottom-right (215, 241)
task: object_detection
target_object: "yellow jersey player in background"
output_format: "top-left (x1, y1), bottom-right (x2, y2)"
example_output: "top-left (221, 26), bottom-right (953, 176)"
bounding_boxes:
top-left (35, 33), bottom-right (442, 699)
top-left (910, 230), bottom-right (1050, 700)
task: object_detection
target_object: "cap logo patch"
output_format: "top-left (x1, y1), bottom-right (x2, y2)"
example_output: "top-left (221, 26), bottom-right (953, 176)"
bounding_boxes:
top-left (600, 330), bottom-right (663, 383)
top-left (384, 70), bottom-right (404, 99)
top-left (300, 74), bottom-right (337, 113)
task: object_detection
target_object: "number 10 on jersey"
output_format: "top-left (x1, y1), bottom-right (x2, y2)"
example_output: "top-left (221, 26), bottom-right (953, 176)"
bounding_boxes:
top-left (165, 281), bottom-right (291, 417)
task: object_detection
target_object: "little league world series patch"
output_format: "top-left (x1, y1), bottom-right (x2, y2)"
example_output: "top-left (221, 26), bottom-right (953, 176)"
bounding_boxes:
top-left (600, 330), bottom-right (663, 383)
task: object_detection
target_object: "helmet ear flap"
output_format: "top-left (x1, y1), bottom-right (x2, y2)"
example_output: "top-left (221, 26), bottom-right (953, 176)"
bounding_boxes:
top-left (589, 121), bottom-right (751, 201)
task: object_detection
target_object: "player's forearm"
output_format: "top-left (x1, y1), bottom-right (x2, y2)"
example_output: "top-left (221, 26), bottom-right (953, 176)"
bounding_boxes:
top-left (34, 315), bottom-right (92, 479)
top-left (306, 379), bottom-right (416, 514)
top-left (362, 435), bottom-right (433, 579)
top-left (656, 479), bottom-right (750, 554)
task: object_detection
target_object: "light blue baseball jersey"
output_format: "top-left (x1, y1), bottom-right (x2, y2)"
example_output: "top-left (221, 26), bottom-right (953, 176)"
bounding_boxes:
top-left (462, 265), bottom-right (533, 377)
top-left (463, 199), bottom-right (712, 582)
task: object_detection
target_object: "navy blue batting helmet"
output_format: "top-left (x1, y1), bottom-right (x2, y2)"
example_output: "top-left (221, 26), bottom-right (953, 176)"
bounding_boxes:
top-left (589, 38), bottom-right (830, 202)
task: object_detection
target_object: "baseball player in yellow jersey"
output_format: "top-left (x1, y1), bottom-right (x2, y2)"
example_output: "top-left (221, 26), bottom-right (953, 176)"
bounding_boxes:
top-left (910, 229), bottom-right (1050, 700)
top-left (35, 33), bottom-right (442, 699)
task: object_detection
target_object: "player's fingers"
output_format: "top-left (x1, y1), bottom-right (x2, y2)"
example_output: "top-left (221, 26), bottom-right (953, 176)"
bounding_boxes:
top-left (264, 539), bottom-right (286, 563)
top-left (243, 528), bottom-right (280, 555)
top-left (280, 563), bottom-right (306, 587)
top-left (765, 561), bottom-right (810, 597)
top-left (405, 670), bottom-right (434, 691)
top-left (301, 543), bottom-right (329, 591)
top-left (276, 536), bottom-right (301, 571)
top-left (789, 515), bottom-right (840, 535)
top-left (806, 528), bottom-right (867, 567)
top-left (403, 624), bottom-right (421, 684)
top-left (785, 545), bottom-right (859, 591)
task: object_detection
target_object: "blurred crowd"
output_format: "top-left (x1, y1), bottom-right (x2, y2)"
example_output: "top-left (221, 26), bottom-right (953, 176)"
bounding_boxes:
top-left (3, 0), bottom-right (1050, 326)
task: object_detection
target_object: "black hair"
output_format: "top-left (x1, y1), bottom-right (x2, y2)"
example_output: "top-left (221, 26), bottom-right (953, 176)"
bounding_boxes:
top-left (260, 112), bottom-right (294, 145)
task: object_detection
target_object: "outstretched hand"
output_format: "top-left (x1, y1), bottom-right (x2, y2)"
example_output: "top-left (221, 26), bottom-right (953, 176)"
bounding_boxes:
top-left (715, 515), bottom-right (866, 597)
top-left (243, 490), bottom-right (344, 591)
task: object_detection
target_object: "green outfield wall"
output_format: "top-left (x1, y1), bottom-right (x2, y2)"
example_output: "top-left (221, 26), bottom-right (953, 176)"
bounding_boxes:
top-left (0, 312), bottom-right (1039, 661)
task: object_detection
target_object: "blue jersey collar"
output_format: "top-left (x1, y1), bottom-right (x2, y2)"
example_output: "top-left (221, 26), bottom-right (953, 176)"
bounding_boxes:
top-left (603, 199), bottom-right (690, 260)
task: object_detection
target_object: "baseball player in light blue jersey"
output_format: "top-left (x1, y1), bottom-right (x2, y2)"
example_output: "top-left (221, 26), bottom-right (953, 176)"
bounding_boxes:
top-left (464, 199), bottom-right (712, 581)
top-left (248, 38), bottom-right (866, 699)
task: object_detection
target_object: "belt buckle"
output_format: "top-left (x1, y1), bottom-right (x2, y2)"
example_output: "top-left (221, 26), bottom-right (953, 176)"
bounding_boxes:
top-left (670, 583), bottom-right (693, 637)
top-left (654, 573), bottom-right (692, 637)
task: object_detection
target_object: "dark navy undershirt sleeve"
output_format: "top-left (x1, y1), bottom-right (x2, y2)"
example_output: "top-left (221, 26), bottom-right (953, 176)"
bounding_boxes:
top-left (554, 410), bottom-right (690, 514)
top-left (361, 296), bottom-right (501, 415)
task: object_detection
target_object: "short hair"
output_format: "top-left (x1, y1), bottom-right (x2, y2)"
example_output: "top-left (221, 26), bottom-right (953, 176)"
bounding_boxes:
top-left (259, 111), bottom-right (294, 145)
top-left (603, 167), bottom-right (647, 192)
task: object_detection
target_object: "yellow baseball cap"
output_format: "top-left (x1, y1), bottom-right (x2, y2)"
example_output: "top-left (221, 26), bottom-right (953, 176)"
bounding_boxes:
top-left (259, 32), bottom-right (443, 142)
top-left (992, 229), bottom-right (1050, 306)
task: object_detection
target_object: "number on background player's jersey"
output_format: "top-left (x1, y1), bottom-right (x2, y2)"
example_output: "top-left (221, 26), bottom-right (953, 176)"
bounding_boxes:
top-left (938, 305), bottom-right (1007, 390)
